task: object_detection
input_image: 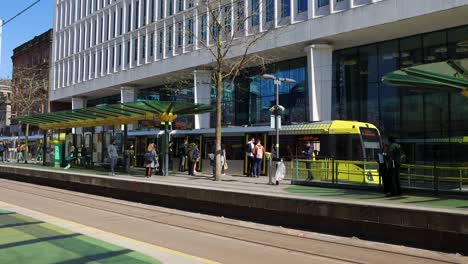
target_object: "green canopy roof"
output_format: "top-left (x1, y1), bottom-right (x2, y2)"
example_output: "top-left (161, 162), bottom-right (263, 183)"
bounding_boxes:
top-left (382, 59), bottom-right (468, 96)
top-left (16, 100), bottom-right (214, 130)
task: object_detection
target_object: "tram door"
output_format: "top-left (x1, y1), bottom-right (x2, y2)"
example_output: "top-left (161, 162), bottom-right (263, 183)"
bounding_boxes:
top-left (243, 133), bottom-right (268, 176)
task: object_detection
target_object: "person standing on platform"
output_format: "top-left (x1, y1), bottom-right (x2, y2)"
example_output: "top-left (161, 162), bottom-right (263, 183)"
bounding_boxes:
top-left (0, 142), bottom-right (5, 162)
top-left (246, 137), bottom-right (255, 177)
top-left (302, 142), bottom-right (314, 181)
top-left (252, 140), bottom-right (265, 177)
top-left (144, 143), bottom-right (156, 177)
top-left (221, 144), bottom-right (227, 176)
top-left (388, 137), bottom-right (403, 196)
top-left (378, 144), bottom-right (390, 195)
top-left (107, 139), bottom-right (119, 176)
top-left (187, 140), bottom-right (198, 176)
top-left (209, 142), bottom-right (216, 177)
top-left (179, 139), bottom-right (188, 172)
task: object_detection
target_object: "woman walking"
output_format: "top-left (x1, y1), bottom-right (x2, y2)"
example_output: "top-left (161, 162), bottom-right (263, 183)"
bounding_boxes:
top-left (144, 143), bottom-right (156, 177)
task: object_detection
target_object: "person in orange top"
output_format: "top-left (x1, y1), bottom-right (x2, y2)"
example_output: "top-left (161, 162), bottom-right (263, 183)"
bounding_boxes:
top-left (252, 139), bottom-right (265, 177)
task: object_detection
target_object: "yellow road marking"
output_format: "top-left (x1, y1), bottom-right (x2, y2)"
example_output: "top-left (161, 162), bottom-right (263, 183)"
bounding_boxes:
top-left (0, 201), bottom-right (219, 264)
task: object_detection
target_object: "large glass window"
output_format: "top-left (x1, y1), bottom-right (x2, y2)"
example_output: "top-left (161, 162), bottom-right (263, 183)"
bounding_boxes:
top-left (282, 0), bottom-right (290, 17)
top-left (187, 19), bottom-right (194, 44)
top-left (448, 26), bottom-right (468, 59)
top-left (332, 25), bottom-right (468, 165)
top-left (251, 0), bottom-right (259, 26)
top-left (265, 0), bottom-right (274, 22)
top-left (423, 31), bottom-right (447, 63)
top-left (317, 0), bottom-right (329, 8)
top-left (298, 0), bottom-right (307, 13)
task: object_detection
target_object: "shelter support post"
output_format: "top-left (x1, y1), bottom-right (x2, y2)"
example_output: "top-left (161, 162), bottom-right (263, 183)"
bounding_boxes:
top-left (43, 130), bottom-right (47, 166)
top-left (163, 122), bottom-right (169, 176)
top-left (123, 124), bottom-right (128, 173)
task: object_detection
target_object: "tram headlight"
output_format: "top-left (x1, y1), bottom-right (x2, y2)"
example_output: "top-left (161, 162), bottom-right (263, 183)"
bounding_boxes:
top-left (366, 172), bottom-right (374, 182)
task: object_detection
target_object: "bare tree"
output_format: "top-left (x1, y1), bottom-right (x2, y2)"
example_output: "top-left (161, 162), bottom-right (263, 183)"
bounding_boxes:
top-left (11, 66), bottom-right (49, 162)
top-left (182, 0), bottom-right (276, 180)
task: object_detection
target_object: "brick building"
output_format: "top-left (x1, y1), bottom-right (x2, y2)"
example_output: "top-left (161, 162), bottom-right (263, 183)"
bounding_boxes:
top-left (11, 29), bottom-right (53, 135)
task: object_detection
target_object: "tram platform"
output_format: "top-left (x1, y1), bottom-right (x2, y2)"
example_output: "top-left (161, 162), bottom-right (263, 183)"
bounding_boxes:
top-left (0, 162), bottom-right (467, 254)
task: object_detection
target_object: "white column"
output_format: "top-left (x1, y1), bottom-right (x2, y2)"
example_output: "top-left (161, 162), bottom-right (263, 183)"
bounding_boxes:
top-left (193, 70), bottom-right (211, 129)
top-left (121, 86), bottom-right (138, 130)
top-left (0, 19), bottom-right (3, 69)
top-left (72, 97), bottom-right (87, 134)
top-left (305, 44), bottom-right (333, 122)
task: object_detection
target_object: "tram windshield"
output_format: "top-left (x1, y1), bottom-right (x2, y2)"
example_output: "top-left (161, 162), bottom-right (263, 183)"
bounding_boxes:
top-left (359, 127), bottom-right (381, 161)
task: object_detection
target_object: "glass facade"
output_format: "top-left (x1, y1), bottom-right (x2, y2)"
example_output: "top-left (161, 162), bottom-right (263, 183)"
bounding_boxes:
top-left (332, 25), bottom-right (468, 165)
top-left (210, 57), bottom-right (309, 127)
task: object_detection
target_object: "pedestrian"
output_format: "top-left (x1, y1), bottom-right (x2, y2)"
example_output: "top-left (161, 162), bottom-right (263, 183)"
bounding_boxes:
top-left (387, 137), bottom-right (403, 196)
top-left (221, 144), bottom-right (227, 176)
top-left (19, 142), bottom-right (26, 162)
top-left (179, 138), bottom-right (188, 172)
top-left (168, 141), bottom-right (174, 171)
top-left (152, 144), bottom-right (160, 176)
top-left (187, 141), bottom-right (199, 176)
top-left (378, 144), bottom-right (390, 195)
top-left (125, 144), bottom-right (135, 171)
top-left (144, 143), bottom-right (156, 177)
top-left (246, 137), bottom-right (255, 177)
top-left (252, 139), bottom-right (264, 177)
top-left (209, 143), bottom-right (216, 177)
top-left (0, 142), bottom-right (5, 162)
top-left (81, 145), bottom-right (89, 167)
top-left (64, 145), bottom-right (75, 170)
top-left (302, 142), bottom-right (314, 180)
top-left (107, 139), bottom-right (119, 176)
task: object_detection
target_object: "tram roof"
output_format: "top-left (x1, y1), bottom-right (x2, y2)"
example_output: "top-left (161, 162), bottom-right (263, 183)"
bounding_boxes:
top-left (382, 58), bottom-right (468, 97)
top-left (15, 100), bottom-right (214, 130)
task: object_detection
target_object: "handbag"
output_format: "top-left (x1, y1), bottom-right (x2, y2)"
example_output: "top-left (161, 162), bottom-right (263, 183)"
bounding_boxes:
top-left (223, 161), bottom-right (229, 170)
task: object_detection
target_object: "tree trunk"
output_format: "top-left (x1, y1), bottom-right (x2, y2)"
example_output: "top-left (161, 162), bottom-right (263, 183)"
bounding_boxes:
top-left (25, 124), bottom-right (29, 164)
top-left (214, 71), bottom-right (223, 181)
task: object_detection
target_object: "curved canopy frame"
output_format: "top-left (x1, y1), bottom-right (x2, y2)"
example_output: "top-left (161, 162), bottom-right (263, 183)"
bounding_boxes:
top-left (16, 100), bottom-right (214, 130)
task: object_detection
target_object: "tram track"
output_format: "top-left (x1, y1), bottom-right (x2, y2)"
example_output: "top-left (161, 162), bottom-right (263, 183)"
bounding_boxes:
top-left (0, 179), bottom-right (463, 264)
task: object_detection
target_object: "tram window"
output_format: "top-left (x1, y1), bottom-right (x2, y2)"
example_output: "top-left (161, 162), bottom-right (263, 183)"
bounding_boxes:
top-left (332, 134), bottom-right (363, 161)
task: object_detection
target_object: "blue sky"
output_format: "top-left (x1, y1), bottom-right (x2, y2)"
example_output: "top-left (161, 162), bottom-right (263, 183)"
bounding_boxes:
top-left (0, 0), bottom-right (53, 79)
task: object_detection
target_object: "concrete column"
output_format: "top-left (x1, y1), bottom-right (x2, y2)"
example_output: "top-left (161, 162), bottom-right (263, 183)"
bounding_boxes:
top-left (193, 70), bottom-right (211, 129)
top-left (72, 97), bottom-right (87, 134)
top-left (121, 86), bottom-right (138, 130)
top-left (305, 44), bottom-right (333, 122)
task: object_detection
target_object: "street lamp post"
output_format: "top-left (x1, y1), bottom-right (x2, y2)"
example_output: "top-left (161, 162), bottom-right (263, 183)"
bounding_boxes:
top-left (261, 74), bottom-right (296, 161)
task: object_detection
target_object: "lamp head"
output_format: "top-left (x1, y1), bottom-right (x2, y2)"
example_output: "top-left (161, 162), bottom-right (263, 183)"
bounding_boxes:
top-left (261, 74), bottom-right (276, 80)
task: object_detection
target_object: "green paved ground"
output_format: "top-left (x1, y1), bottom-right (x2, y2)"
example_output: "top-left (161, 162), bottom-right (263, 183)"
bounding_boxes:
top-left (285, 186), bottom-right (468, 209)
top-left (0, 209), bottom-right (161, 264)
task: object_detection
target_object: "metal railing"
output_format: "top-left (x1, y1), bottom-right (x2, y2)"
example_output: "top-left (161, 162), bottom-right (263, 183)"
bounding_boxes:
top-left (291, 159), bottom-right (380, 186)
top-left (400, 164), bottom-right (468, 192)
top-left (291, 159), bottom-right (468, 193)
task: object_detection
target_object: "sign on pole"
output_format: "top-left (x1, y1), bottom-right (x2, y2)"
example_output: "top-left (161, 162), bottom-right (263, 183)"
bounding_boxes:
top-left (270, 115), bottom-right (281, 129)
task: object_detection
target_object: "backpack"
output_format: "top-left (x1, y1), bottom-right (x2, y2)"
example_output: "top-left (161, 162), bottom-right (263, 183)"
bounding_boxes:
top-left (255, 146), bottom-right (264, 159)
top-left (192, 148), bottom-right (200, 160)
top-left (246, 142), bottom-right (253, 153)
top-left (0, 145), bottom-right (4, 153)
top-left (144, 151), bottom-right (154, 163)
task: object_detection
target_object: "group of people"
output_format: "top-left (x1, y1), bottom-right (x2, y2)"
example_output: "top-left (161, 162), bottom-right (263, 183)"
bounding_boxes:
top-left (0, 141), bottom-right (30, 163)
top-left (246, 137), bottom-right (265, 177)
top-left (378, 137), bottom-right (404, 197)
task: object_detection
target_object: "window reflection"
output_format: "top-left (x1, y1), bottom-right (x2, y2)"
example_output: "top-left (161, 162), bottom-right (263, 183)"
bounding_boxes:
top-left (333, 25), bottom-right (468, 165)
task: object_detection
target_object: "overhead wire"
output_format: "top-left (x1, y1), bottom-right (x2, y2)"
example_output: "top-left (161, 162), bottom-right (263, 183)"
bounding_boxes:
top-left (1, 0), bottom-right (42, 28)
